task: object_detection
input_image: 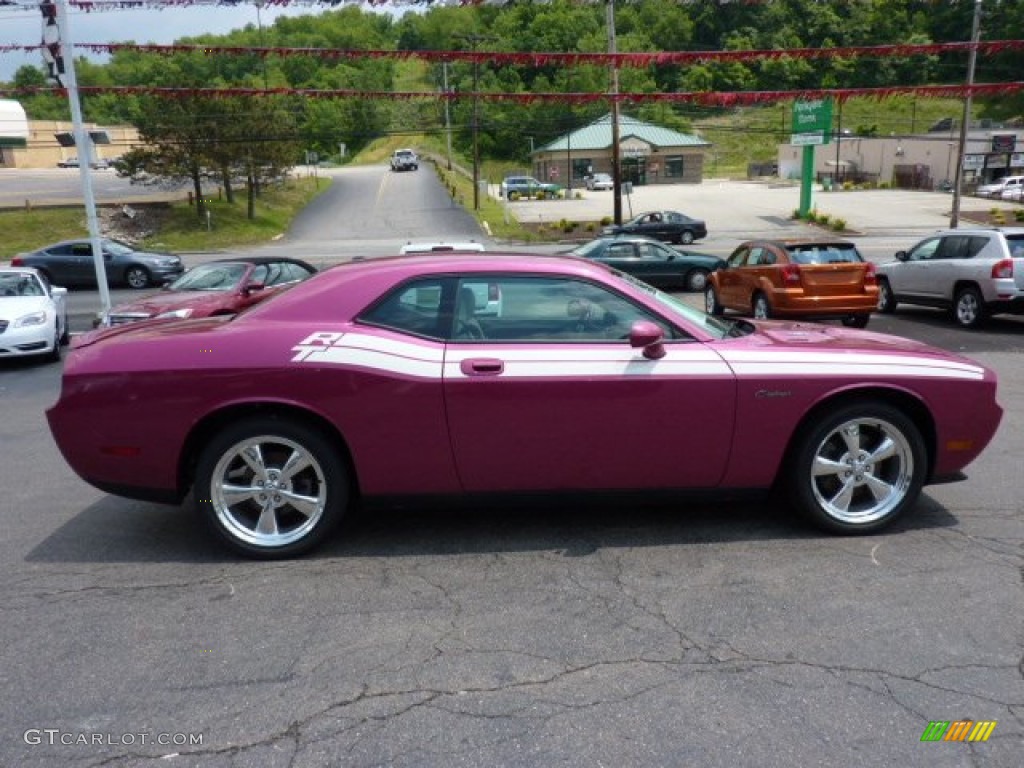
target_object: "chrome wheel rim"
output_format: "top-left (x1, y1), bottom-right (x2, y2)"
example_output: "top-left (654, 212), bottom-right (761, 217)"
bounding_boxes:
top-left (754, 296), bottom-right (769, 319)
top-left (126, 269), bottom-right (148, 289)
top-left (810, 417), bottom-right (914, 524)
top-left (704, 289), bottom-right (716, 314)
top-left (956, 293), bottom-right (979, 325)
top-left (688, 270), bottom-right (708, 292)
top-left (211, 435), bottom-right (327, 548)
top-left (879, 283), bottom-right (891, 310)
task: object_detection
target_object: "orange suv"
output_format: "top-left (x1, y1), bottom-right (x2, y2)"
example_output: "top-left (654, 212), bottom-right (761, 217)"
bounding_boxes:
top-left (705, 239), bottom-right (878, 328)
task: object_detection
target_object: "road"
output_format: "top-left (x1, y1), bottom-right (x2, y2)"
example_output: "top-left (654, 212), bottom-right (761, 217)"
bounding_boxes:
top-left (1, 165), bottom-right (1021, 767)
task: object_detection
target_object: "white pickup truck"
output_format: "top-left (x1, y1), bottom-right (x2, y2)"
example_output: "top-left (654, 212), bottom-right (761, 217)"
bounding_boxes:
top-left (390, 149), bottom-right (419, 172)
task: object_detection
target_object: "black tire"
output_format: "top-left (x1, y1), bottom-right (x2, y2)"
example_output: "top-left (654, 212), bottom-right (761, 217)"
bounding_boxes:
top-left (753, 292), bottom-right (772, 320)
top-left (953, 286), bottom-right (988, 329)
top-left (841, 314), bottom-right (871, 329)
top-left (47, 327), bottom-right (61, 363)
top-left (685, 268), bottom-right (710, 293)
top-left (194, 417), bottom-right (348, 559)
top-left (788, 401), bottom-right (926, 534)
top-left (124, 266), bottom-right (151, 290)
top-left (59, 314), bottom-right (70, 345)
top-left (679, 230), bottom-right (695, 245)
top-left (877, 278), bottom-right (897, 314)
top-left (704, 285), bottom-right (724, 316)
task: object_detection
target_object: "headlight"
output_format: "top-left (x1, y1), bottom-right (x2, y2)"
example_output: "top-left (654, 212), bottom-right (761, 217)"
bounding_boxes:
top-left (14, 310), bottom-right (47, 328)
top-left (155, 308), bottom-right (193, 319)
top-left (158, 258), bottom-right (181, 267)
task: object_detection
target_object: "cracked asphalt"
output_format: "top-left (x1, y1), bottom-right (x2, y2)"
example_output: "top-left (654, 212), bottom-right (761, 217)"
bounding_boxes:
top-left (1, 168), bottom-right (1021, 766)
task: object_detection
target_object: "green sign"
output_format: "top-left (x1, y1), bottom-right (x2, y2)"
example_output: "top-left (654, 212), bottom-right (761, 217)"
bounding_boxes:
top-left (791, 98), bottom-right (833, 146)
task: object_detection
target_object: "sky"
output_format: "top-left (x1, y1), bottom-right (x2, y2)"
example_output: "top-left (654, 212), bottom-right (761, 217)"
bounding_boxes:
top-left (0, 5), bottom-right (330, 81)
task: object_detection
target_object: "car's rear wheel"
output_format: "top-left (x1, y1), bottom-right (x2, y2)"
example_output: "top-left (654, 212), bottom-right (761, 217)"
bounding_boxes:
top-left (841, 314), bottom-right (871, 329)
top-left (753, 293), bottom-right (772, 319)
top-left (877, 278), bottom-right (897, 314)
top-left (678, 231), bottom-right (695, 245)
top-left (124, 266), bottom-right (151, 289)
top-left (195, 417), bottom-right (348, 558)
top-left (685, 268), bottom-right (710, 293)
top-left (953, 286), bottom-right (987, 328)
top-left (705, 285), bottom-right (724, 316)
top-left (789, 401), bottom-right (926, 534)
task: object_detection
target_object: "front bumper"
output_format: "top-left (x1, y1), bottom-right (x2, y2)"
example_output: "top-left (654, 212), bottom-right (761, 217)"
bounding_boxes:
top-left (0, 322), bottom-right (56, 357)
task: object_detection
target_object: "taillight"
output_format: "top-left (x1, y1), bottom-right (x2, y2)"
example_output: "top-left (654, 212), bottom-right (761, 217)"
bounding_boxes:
top-left (781, 264), bottom-right (801, 284)
top-left (991, 259), bottom-right (1013, 279)
top-left (488, 283), bottom-right (500, 301)
top-left (864, 262), bottom-right (877, 285)
top-left (10, 256), bottom-right (23, 266)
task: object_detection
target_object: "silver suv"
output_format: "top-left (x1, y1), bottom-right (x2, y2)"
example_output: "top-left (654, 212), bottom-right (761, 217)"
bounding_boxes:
top-left (876, 228), bottom-right (1024, 328)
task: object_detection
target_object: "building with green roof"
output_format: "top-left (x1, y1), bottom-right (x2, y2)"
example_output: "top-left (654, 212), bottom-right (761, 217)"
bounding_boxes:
top-left (532, 113), bottom-right (711, 189)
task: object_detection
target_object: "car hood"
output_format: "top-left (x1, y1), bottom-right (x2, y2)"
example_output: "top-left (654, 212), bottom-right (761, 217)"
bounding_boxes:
top-left (743, 319), bottom-right (971, 361)
top-left (109, 290), bottom-right (235, 317)
top-left (0, 296), bottom-right (53, 320)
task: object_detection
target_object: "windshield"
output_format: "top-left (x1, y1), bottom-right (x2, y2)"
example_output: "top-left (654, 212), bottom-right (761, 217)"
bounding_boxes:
top-left (169, 263), bottom-right (248, 291)
top-left (610, 270), bottom-right (741, 339)
top-left (572, 240), bottom-right (606, 257)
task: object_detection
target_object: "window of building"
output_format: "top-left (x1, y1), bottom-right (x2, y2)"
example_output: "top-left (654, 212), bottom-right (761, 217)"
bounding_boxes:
top-left (665, 156), bottom-right (684, 178)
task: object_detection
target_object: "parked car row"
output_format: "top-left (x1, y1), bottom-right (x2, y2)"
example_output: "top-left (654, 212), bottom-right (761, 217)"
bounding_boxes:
top-left (976, 175), bottom-right (1023, 201)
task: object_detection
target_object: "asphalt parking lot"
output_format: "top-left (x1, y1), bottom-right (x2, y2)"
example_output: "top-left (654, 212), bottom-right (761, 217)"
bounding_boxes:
top-left (1, 166), bottom-right (1022, 767)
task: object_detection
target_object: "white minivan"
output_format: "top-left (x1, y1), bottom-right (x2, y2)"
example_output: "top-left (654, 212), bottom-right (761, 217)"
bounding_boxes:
top-left (977, 175), bottom-right (1023, 198)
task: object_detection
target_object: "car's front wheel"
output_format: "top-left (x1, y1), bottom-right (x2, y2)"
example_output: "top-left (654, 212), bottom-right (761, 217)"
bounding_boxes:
top-left (705, 285), bottom-right (724, 316)
top-left (678, 231), bottom-right (695, 245)
top-left (953, 285), bottom-right (988, 328)
top-left (124, 266), bottom-right (151, 289)
top-left (877, 278), bottom-right (897, 314)
top-left (194, 417), bottom-right (348, 558)
top-left (788, 401), bottom-right (926, 534)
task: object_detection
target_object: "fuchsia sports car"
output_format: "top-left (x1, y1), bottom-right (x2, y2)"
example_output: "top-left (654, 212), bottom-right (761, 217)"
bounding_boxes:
top-left (47, 253), bottom-right (1003, 558)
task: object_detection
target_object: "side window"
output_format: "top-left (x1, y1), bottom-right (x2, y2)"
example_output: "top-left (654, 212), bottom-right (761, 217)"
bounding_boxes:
top-left (747, 247), bottom-right (767, 266)
top-left (727, 247), bottom-right (749, 268)
top-left (908, 238), bottom-right (941, 261)
top-left (454, 276), bottom-right (676, 343)
top-left (250, 265), bottom-right (270, 284)
top-left (965, 236), bottom-right (990, 258)
top-left (936, 236), bottom-right (968, 260)
top-left (72, 244), bottom-right (92, 257)
top-left (606, 243), bottom-right (635, 259)
top-left (360, 277), bottom-right (447, 340)
top-left (635, 244), bottom-right (663, 260)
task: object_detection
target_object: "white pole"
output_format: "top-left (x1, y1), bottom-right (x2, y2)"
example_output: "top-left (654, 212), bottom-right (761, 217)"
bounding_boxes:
top-left (54, 0), bottom-right (111, 315)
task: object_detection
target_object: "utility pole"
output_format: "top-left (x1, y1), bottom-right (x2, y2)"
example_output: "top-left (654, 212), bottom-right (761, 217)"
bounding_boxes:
top-left (607, 0), bottom-right (622, 225)
top-left (453, 33), bottom-right (495, 211)
top-left (442, 62), bottom-right (453, 171)
top-left (950, 0), bottom-right (982, 229)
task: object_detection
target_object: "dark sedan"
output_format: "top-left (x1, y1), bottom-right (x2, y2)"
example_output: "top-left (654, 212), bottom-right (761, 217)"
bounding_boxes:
top-left (567, 236), bottom-right (725, 292)
top-left (12, 238), bottom-right (184, 289)
top-left (100, 257), bottom-right (317, 327)
top-left (604, 210), bottom-right (708, 245)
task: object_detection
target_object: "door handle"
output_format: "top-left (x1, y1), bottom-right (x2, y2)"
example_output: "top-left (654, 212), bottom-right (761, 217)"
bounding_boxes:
top-left (460, 358), bottom-right (504, 376)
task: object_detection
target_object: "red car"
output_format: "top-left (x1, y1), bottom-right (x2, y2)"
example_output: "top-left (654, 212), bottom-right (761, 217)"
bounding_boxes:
top-left (48, 253), bottom-right (1002, 558)
top-left (99, 257), bottom-right (316, 326)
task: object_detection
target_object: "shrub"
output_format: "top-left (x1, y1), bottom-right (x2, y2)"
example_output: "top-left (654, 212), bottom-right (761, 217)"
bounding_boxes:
top-left (508, 191), bottom-right (520, 201)
top-left (585, 222), bottom-right (596, 232)
top-left (831, 218), bottom-right (847, 231)
top-left (600, 216), bottom-right (613, 226)
top-left (842, 181), bottom-right (855, 191)
top-left (558, 218), bottom-right (569, 230)
top-left (1014, 210), bottom-right (1024, 222)
top-left (563, 221), bottom-right (577, 233)
top-left (792, 208), bottom-right (802, 220)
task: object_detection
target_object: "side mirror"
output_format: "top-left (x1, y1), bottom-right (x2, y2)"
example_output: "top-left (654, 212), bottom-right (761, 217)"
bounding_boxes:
top-left (244, 281), bottom-right (266, 294)
top-left (895, 251), bottom-right (908, 262)
top-left (51, 286), bottom-right (67, 298)
top-left (629, 320), bottom-right (666, 360)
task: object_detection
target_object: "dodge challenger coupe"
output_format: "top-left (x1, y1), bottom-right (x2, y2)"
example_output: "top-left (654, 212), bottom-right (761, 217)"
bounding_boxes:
top-left (47, 253), bottom-right (1003, 558)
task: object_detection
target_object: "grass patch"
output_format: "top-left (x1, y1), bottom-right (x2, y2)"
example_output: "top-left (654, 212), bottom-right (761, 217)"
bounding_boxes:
top-left (141, 176), bottom-right (328, 252)
top-left (0, 207), bottom-right (93, 259)
top-left (0, 176), bottom-right (328, 259)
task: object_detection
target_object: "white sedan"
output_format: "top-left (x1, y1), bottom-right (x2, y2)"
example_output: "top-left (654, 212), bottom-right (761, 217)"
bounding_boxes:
top-left (0, 267), bottom-right (69, 362)
top-left (586, 173), bottom-right (614, 191)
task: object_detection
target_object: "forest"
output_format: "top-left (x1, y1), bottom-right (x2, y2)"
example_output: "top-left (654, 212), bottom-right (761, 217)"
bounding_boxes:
top-left (3, 0), bottom-right (1022, 182)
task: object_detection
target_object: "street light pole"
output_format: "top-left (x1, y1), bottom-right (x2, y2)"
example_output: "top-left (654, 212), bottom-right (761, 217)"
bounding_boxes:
top-left (607, 0), bottom-right (622, 225)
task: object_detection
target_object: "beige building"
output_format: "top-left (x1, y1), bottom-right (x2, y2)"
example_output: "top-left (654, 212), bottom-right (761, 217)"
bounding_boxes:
top-left (0, 99), bottom-right (141, 169)
top-left (777, 124), bottom-right (1024, 192)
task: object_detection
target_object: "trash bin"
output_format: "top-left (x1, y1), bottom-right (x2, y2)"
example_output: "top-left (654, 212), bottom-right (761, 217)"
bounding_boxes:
top-left (822, 175), bottom-right (833, 192)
